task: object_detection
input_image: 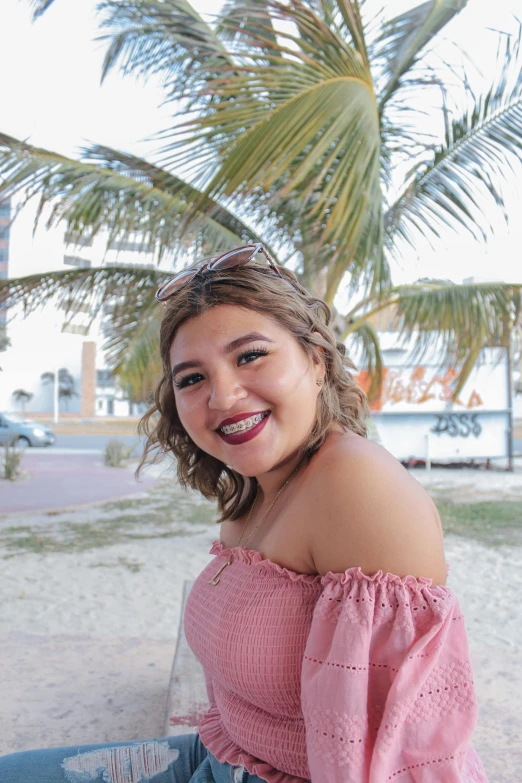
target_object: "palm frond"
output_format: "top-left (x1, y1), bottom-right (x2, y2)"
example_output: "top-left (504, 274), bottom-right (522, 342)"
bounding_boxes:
top-left (216, 0), bottom-right (278, 48)
top-left (346, 321), bottom-right (384, 402)
top-left (29, 0), bottom-right (55, 20)
top-left (394, 279), bottom-right (520, 361)
top-left (0, 265), bottom-right (163, 322)
top-left (97, 0), bottom-right (234, 106)
top-left (0, 134), bottom-right (271, 262)
top-left (386, 27), bottom-right (522, 249)
top-left (110, 305), bottom-right (162, 401)
top-left (373, 0), bottom-right (468, 109)
top-left (162, 0), bottom-right (381, 303)
top-left (0, 265), bottom-right (168, 386)
top-left (342, 279), bottom-right (520, 399)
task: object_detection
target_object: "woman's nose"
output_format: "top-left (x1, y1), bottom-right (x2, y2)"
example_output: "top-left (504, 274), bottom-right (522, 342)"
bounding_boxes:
top-left (208, 371), bottom-right (247, 410)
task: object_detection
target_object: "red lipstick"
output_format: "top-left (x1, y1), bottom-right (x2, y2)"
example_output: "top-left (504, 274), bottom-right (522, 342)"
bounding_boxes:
top-left (217, 410), bottom-right (269, 430)
top-left (217, 412), bottom-right (270, 445)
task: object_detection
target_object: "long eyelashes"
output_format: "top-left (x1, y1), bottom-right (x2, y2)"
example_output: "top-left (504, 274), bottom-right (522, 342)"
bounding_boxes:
top-left (173, 348), bottom-right (270, 390)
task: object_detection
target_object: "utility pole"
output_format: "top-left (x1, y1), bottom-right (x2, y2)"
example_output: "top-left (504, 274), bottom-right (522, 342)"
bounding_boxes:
top-left (506, 332), bottom-right (514, 472)
top-left (53, 366), bottom-right (59, 425)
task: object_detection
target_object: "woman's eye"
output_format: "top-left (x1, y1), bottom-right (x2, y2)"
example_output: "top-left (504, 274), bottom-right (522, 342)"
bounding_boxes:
top-left (237, 349), bottom-right (268, 365)
top-left (174, 349), bottom-right (269, 389)
top-left (174, 373), bottom-right (203, 389)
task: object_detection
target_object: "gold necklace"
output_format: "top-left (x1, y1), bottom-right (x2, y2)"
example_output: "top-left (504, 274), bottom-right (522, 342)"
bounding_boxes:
top-left (209, 459), bottom-right (305, 586)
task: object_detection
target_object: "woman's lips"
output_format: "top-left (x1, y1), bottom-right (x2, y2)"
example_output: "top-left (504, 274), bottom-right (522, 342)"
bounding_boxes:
top-left (217, 412), bottom-right (270, 445)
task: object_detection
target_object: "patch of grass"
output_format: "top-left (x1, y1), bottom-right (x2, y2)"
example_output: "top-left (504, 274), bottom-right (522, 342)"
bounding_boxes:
top-left (0, 518), bottom-right (201, 557)
top-left (2, 439), bottom-right (24, 480)
top-left (90, 557), bottom-right (143, 573)
top-left (435, 499), bottom-right (522, 547)
top-left (0, 480), bottom-right (218, 557)
top-left (3, 483), bottom-right (521, 557)
top-left (104, 438), bottom-right (135, 467)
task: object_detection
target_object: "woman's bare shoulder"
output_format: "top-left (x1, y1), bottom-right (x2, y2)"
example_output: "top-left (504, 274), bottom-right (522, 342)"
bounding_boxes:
top-left (305, 430), bottom-right (447, 584)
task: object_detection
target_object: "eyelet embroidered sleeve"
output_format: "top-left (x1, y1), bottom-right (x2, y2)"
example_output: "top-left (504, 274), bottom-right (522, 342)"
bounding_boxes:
top-left (301, 568), bottom-right (489, 782)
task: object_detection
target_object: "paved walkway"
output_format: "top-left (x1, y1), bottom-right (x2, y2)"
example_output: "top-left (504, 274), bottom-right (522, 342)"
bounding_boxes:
top-left (0, 451), bottom-right (157, 514)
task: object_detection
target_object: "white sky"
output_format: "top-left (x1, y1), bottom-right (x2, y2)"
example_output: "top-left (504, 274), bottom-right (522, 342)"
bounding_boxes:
top-left (0, 0), bottom-right (521, 287)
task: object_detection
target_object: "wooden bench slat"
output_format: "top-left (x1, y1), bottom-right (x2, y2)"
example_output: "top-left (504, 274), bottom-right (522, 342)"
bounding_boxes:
top-left (164, 579), bottom-right (210, 736)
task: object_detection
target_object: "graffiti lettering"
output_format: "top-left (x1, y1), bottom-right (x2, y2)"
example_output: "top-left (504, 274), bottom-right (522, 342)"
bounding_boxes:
top-left (356, 366), bottom-right (484, 412)
top-left (430, 413), bottom-right (482, 438)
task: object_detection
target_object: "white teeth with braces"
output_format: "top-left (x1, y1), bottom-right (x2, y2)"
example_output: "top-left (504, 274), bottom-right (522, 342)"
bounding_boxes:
top-left (220, 412), bottom-right (268, 435)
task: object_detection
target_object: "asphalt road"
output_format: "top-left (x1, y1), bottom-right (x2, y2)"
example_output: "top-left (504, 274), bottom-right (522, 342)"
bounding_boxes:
top-left (1, 451), bottom-right (157, 513)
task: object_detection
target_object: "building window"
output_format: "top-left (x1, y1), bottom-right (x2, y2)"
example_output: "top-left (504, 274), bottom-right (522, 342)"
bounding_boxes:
top-left (108, 233), bottom-right (149, 253)
top-left (0, 270), bottom-right (7, 279)
top-left (96, 369), bottom-right (114, 388)
top-left (0, 203), bottom-right (10, 217)
top-left (64, 255), bottom-right (91, 269)
top-left (64, 230), bottom-right (94, 247)
top-left (98, 400), bottom-right (103, 411)
top-left (59, 299), bottom-right (91, 314)
top-left (0, 227), bottom-right (9, 239)
top-left (107, 398), bottom-right (114, 415)
top-left (0, 249), bottom-right (8, 263)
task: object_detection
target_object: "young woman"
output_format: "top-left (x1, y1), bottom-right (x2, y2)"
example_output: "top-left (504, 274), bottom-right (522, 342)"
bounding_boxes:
top-left (0, 245), bottom-right (489, 782)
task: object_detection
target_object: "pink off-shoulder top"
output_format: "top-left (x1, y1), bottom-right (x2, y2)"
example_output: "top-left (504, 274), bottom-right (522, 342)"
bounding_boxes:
top-left (183, 540), bottom-right (489, 783)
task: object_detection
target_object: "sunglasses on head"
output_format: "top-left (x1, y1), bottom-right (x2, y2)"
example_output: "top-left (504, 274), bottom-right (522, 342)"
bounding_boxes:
top-left (155, 243), bottom-right (284, 303)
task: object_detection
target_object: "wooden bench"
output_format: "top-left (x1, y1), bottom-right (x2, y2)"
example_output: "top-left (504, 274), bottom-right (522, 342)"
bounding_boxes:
top-left (164, 580), bottom-right (210, 736)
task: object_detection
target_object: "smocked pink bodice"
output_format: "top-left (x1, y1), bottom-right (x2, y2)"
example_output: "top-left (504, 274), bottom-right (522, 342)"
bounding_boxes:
top-left (183, 540), bottom-right (489, 783)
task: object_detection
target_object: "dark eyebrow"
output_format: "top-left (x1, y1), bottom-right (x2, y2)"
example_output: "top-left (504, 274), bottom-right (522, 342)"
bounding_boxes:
top-left (171, 332), bottom-right (274, 378)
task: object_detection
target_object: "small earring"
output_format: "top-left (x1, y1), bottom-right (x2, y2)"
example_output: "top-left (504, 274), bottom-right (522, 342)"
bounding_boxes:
top-left (316, 379), bottom-right (323, 387)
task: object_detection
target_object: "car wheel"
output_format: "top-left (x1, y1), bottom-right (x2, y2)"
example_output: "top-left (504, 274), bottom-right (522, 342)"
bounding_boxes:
top-left (16, 436), bottom-right (31, 448)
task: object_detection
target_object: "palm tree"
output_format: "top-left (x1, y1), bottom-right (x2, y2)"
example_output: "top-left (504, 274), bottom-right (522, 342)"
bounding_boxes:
top-left (12, 389), bottom-right (33, 413)
top-left (41, 368), bottom-right (79, 411)
top-left (1, 0), bottom-right (522, 402)
top-left (0, 326), bottom-right (10, 372)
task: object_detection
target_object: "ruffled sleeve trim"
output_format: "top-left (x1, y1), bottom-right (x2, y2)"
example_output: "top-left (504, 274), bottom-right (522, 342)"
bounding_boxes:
top-left (210, 540), bottom-right (450, 589)
top-left (210, 540), bottom-right (322, 585)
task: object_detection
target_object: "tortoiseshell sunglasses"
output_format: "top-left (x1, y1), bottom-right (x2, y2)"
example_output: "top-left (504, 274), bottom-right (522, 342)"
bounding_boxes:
top-left (155, 243), bottom-right (283, 302)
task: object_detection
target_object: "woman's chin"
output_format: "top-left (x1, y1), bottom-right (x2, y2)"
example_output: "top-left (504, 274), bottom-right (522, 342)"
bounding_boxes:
top-left (218, 449), bottom-right (275, 478)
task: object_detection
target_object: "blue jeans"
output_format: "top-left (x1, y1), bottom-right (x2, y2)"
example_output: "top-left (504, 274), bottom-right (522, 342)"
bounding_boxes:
top-left (0, 734), bottom-right (269, 783)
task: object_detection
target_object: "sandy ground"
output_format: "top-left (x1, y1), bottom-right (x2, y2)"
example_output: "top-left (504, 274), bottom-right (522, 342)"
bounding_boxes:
top-left (0, 463), bottom-right (521, 781)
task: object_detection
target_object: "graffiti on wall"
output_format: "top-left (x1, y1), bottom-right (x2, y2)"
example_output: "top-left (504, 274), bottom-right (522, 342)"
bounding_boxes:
top-left (356, 366), bottom-right (484, 412)
top-left (430, 413), bottom-right (482, 438)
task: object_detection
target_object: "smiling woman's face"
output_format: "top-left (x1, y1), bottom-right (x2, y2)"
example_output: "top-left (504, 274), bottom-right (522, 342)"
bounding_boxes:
top-left (169, 304), bottom-right (323, 478)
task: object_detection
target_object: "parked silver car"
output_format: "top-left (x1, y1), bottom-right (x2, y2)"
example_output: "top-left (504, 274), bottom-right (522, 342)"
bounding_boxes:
top-left (0, 413), bottom-right (56, 447)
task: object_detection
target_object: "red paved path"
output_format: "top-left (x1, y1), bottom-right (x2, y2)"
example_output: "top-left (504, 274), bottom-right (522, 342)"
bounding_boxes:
top-left (0, 452), bottom-right (157, 514)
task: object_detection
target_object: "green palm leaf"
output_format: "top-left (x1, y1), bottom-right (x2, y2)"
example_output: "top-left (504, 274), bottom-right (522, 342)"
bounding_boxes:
top-left (216, 0), bottom-right (278, 48)
top-left (387, 29), bottom-right (522, 248)
top-left (344, 279), bottom-right (521, 399)
top-left (162, 0), bottom-right (381, 302)
top-left (374, 0), bottom-right (468, 109)
top-left (0, 265), bottom-right (164, 320)
top-left (98, 0), bottom-right (235, 107)
top-left (109, 305), bottom-right (162, 401)
top-left (0, 265), bottom-right (165, 397)
top-left (347, 321), bottom-right (384, 402)
top-left (10, 0), bottom-right (522, 405)
top-left (0, 134), bottom-right (272, 260)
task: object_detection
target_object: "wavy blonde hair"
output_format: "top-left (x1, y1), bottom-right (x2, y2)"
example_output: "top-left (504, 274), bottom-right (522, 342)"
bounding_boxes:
top-left (138, 263), bottom-right (369, 522)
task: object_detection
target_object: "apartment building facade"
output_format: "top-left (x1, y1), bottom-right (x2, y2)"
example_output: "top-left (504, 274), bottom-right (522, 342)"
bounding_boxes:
top-left (0, 198), bottom-right (10, 334)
